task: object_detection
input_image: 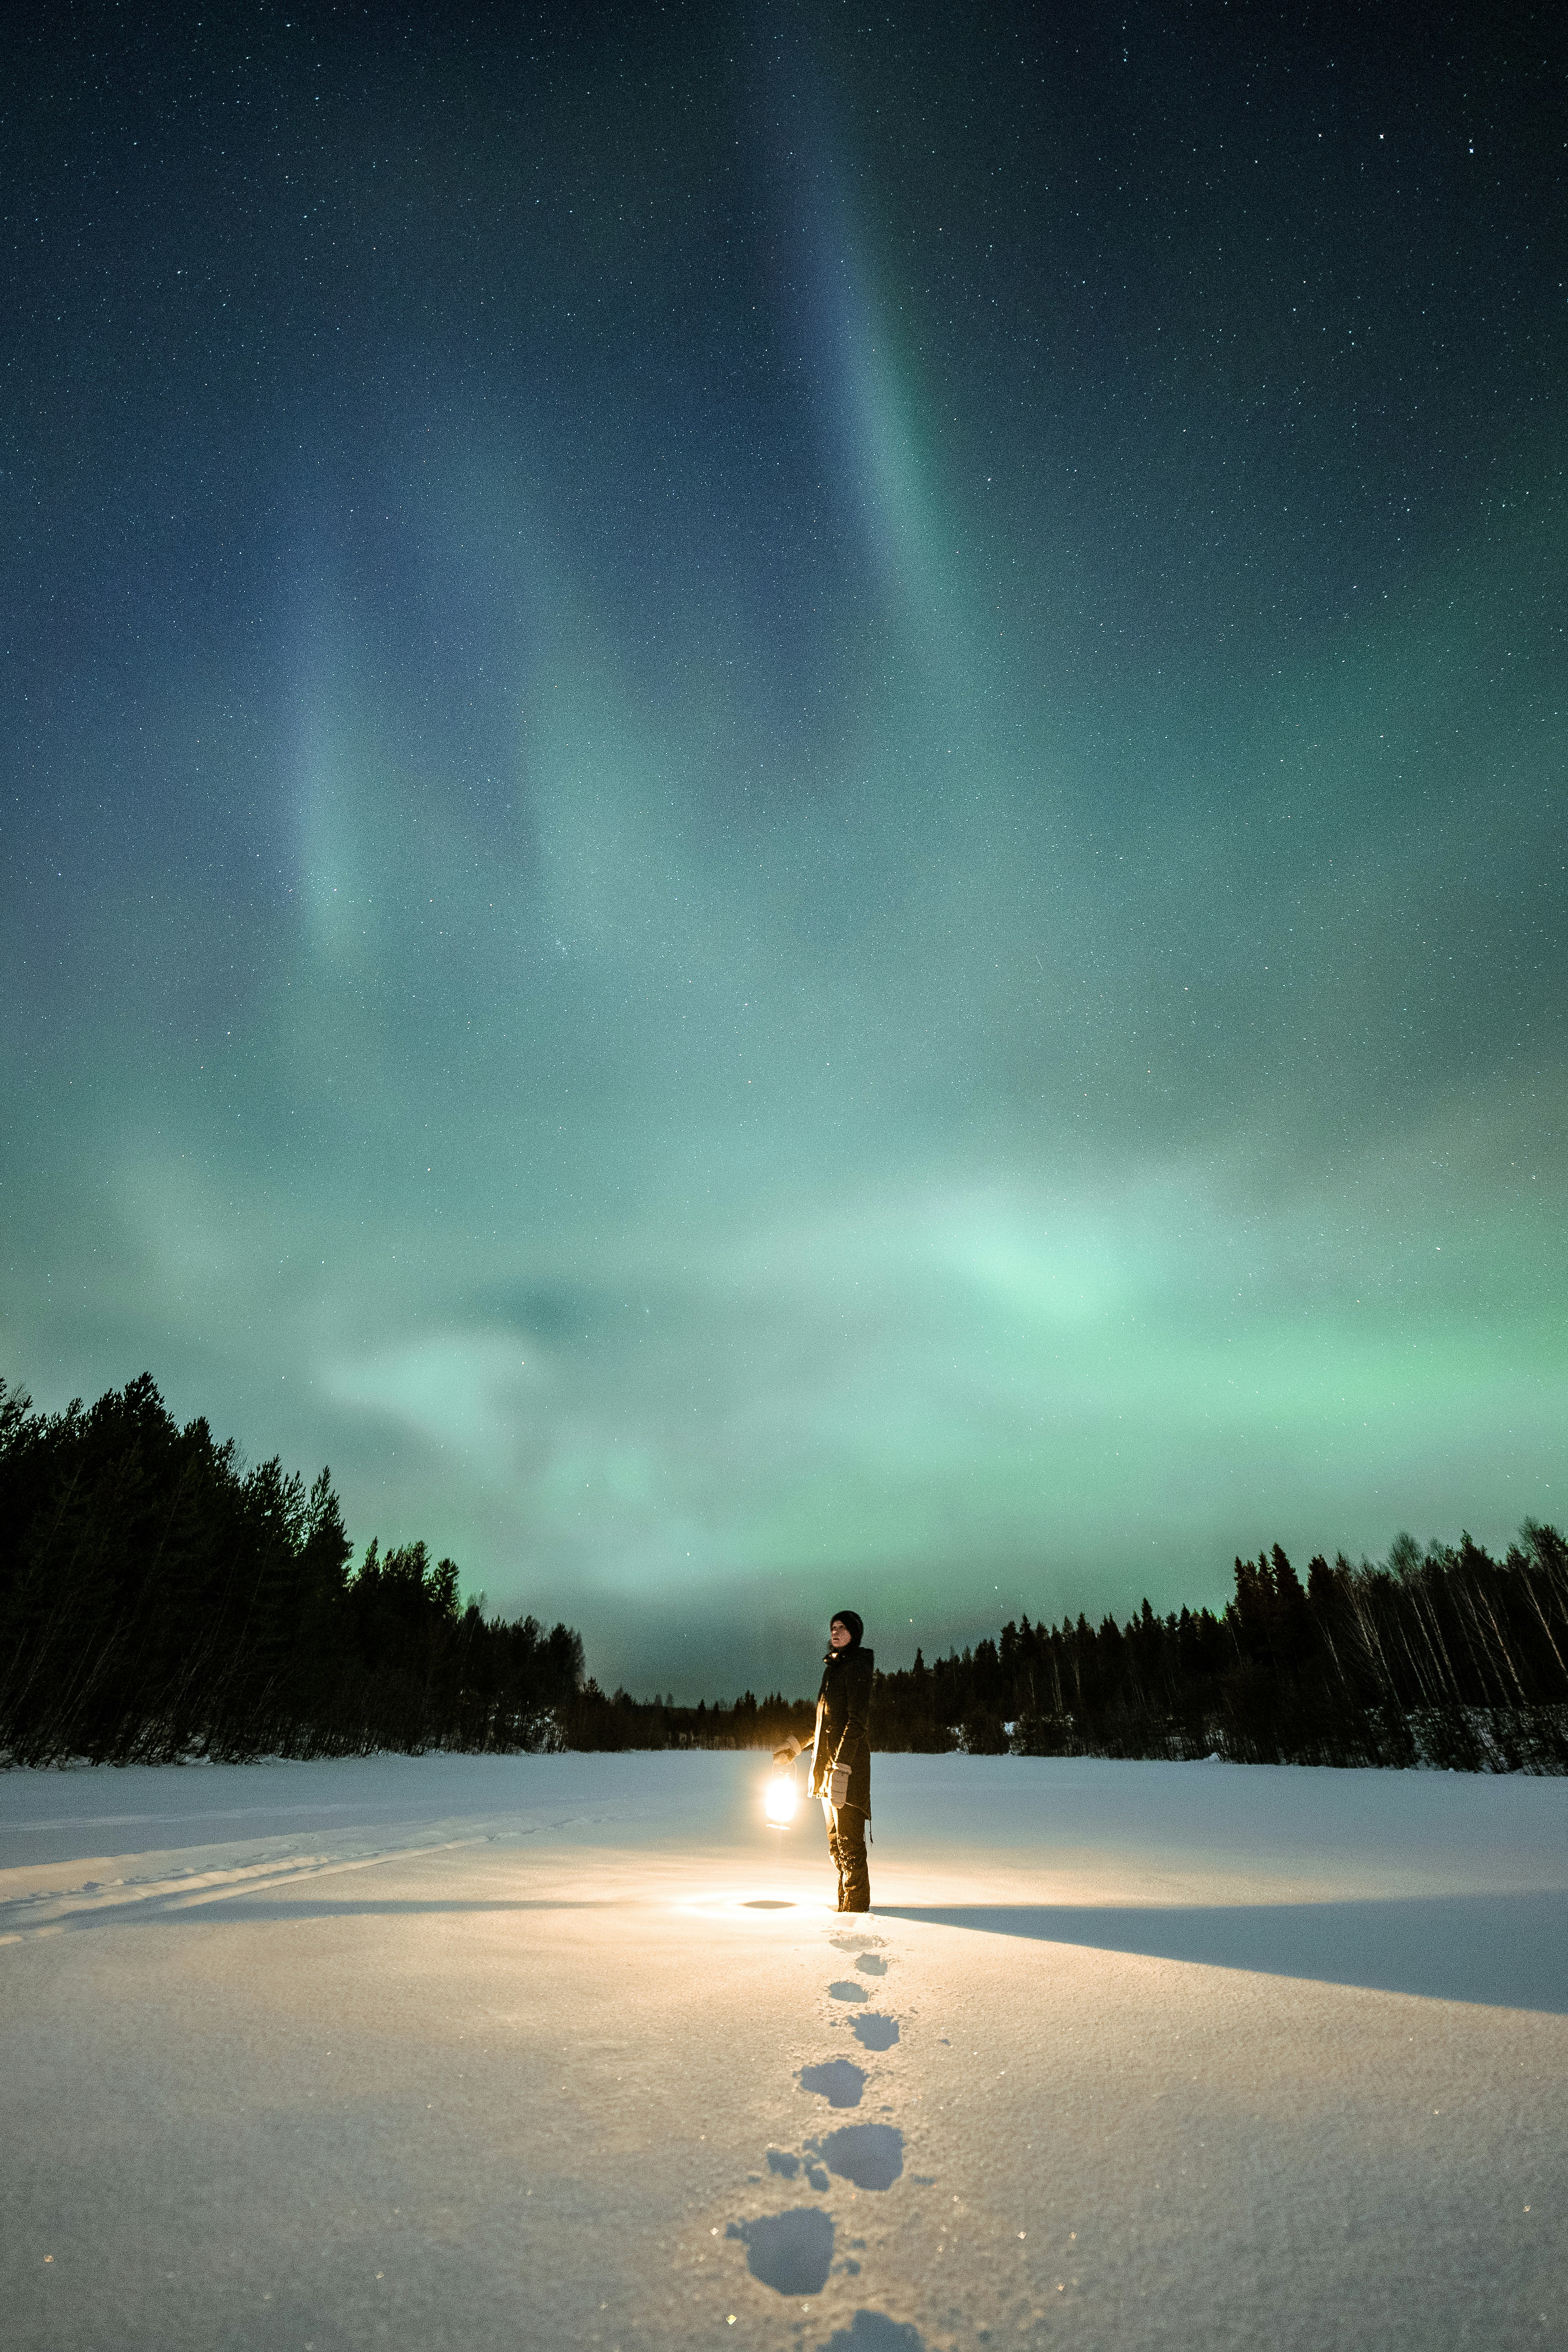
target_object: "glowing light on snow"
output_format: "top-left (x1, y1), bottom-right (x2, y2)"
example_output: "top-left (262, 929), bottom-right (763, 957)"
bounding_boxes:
top-left (763, 1773), bottom-right (798, 1827)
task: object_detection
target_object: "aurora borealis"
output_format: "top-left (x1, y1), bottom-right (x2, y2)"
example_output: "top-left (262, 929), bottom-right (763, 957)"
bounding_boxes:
top-left (4, 3), bottom-right (1564, 1698)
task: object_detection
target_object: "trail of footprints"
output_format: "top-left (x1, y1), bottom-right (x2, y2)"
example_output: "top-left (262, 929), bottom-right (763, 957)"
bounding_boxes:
top-left (722, 1930), bottom-right (927, 2351)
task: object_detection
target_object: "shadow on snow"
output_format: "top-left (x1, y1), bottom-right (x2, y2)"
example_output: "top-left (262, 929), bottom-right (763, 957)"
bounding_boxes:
top-left (875, 1891), bottom-right (1568, 2013)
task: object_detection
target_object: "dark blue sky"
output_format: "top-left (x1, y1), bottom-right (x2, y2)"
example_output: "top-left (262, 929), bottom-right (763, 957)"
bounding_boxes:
top-left (4, 0), bottom-right (1564, 1697)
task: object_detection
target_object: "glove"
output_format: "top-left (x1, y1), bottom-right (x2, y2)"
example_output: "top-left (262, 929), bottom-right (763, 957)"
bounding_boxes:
top-left (772, 1738), bottom-right (802, 1766)
top-left (827, 1765), bottom-right (849, 1807)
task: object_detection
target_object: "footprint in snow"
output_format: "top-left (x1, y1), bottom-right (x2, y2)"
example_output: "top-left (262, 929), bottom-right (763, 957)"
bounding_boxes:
top-left (798, 2059), bottom-right (866, 2108)
top-left (828, 1980), bottom-right (868, 2002)
top-left (854, 1952), bottom-right (888, 1976)
top-left (726, 2209), bottom-right (835, 2295)
top-left (808, 2124), bottom-right (904, 2191)
top-left (830, 1931), bottom-right (883, 1953)
top-left (819, 2313), bottom-right (926, 2350)
top-left (850, 2013), bottom-right (899, 2051)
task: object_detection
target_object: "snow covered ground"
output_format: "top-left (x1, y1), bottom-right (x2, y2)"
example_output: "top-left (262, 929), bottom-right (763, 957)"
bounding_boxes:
top-left (2, 1752), bottom-right (1564, 2351)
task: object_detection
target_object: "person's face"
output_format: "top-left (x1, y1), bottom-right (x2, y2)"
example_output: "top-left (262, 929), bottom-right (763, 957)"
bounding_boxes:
top-left (829, 1619), bottom-right (853, 1650)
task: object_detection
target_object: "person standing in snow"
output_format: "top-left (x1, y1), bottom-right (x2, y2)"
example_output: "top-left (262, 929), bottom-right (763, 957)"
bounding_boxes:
top-left (775, 1610), bottom-right (874, 1912)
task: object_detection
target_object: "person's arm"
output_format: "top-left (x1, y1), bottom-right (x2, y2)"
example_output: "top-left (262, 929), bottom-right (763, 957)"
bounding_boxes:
top-left (779, 1690), bottom-right (829, 1771)
top-left (774, 1702), bottom-right (825, 1765)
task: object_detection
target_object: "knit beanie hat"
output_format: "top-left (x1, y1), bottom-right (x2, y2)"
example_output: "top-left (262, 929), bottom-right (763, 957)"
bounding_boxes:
top-left (829, 1609), bottom-right (864, 1646)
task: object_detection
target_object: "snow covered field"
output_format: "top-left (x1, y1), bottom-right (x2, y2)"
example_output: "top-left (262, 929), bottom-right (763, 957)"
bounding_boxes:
top-left (2, 1753), bottom-right (1564, 2352)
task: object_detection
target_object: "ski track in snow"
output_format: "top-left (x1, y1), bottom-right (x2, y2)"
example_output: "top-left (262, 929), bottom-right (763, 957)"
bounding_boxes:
top-left (2, 1750), bottom-right (1566, 2351)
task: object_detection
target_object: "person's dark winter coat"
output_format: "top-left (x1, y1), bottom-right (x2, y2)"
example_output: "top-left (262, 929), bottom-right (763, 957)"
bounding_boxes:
top-left (810, 1642), bottom-right (874, 1816)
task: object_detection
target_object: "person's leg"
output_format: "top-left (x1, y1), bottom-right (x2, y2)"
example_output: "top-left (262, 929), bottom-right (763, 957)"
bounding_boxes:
top-left (835, 1806), bottom-right (870, 1911)
top-left (824, 1797), bottom-right (846, 1909)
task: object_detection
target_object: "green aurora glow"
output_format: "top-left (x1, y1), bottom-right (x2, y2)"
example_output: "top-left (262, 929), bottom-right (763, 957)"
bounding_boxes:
top-left (3, 3), bottom-right (1563, 1695)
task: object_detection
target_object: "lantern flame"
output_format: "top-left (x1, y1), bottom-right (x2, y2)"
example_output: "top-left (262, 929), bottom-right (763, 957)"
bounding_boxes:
top-left (763, 1773), bottom-right (798, 1827)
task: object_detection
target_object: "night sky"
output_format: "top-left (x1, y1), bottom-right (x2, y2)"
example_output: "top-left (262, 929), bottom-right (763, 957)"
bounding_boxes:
top-left (4, 2), bottom-right (1564, 1700)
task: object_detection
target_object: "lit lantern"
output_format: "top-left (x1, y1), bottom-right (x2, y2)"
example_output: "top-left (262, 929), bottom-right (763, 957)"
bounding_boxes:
top-left (763, 1772), bottom-right (798, 1827)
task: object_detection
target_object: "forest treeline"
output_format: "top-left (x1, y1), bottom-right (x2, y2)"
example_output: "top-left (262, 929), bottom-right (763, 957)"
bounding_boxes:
top-left (0, 1374), bottom-right (586, 1763)
top-left (866, 1531), bottom-right (1568, 1772)
top-left (3, 1373), bottom-right (1565, 1770)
